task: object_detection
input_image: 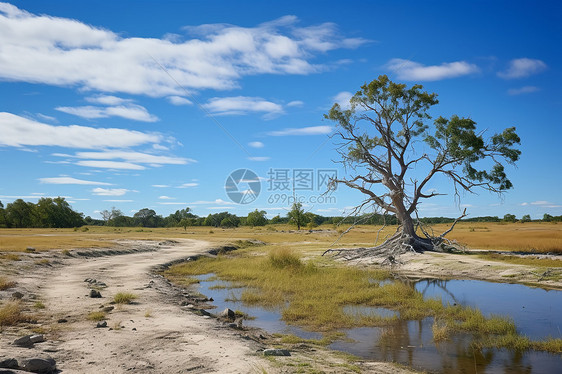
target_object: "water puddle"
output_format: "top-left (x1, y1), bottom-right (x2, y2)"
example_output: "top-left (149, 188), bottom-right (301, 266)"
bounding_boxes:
top-left (194, 274), bottom-right (562, 373)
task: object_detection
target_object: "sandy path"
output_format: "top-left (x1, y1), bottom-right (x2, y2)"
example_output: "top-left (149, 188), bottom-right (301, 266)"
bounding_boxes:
top-left (28, 239), bottom-right (269, 373)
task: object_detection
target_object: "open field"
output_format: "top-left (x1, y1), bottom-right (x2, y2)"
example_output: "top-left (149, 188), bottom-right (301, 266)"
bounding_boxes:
top-left (0, 222), bottom-right (561, 253)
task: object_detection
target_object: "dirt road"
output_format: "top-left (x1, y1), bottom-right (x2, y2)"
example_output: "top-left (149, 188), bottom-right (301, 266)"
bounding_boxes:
top-left (2, 239), bottom-right (271, 373)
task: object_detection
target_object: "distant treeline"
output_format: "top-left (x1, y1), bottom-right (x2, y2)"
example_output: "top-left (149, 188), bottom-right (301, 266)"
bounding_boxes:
top-left (1, 198), bottom-right (560, 229)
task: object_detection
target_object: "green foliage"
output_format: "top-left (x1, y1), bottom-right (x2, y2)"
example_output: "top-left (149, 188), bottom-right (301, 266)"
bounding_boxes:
top-left (503, 214), bottom-right (517, 223)
top-left (520, 214), bottom-right (531, 223)
top-left (204, 211), bottom-right (240, 227)
top-left (288, 202), bottom-right (309, 230)
top-left (246, 209), bottom-right (268, 227)
top-left (1, 197), bottom-right (84, 228)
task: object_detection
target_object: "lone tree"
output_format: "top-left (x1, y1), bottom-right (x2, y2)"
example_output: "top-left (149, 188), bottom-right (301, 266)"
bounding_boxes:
top-left (325, 75), bottom-right (520, 255)
top-left (288, 202), bottom-right (309, 230)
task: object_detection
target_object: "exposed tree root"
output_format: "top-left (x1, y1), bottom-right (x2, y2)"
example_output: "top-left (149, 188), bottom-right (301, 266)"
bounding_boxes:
top-left (322, 233), bottom-right (463, 263)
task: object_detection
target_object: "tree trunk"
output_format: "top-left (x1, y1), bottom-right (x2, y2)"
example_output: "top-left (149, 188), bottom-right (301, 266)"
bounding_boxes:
top-left (396, 204), bottom-right (434, 252)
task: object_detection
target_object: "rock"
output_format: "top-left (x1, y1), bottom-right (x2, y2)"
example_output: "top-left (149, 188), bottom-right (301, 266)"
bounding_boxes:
top-left (102, 306), bottom-right (114, 313)
top-left (19, 357), bottom-right (56, 373)
top-left (0, 358), bottom-right (18, 369)
top-left (89, 290), bottom-right (101, 298)
top-left (96, 321), bottom-right (107, 328)
top-left (11, 292), bottom-right (24, 300)
top-left (198, 309), bottom-right (211, 317)
top-left (25, 247), bottom-right (36, 252)
top-left (263, 349), bottom-right (291, 357)
top-left (57, 319), bottom-right (67, 323)
top-left (218, 308), bottom-right (235, 320)
top-left (13, 336), bottom-right (33, 348)
top-left (29, 335), bottom-right (45, 344)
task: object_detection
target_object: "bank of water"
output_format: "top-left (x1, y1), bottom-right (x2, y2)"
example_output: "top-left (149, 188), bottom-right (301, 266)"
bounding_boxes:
top-left (196, 274), bottom-right (561, 373)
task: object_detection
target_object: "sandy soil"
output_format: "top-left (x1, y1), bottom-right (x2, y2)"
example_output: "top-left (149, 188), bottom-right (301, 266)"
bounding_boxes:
top-left (1, 239), bottom-right (415, 374)
top-left (349, 250), bottom-right (562, 289)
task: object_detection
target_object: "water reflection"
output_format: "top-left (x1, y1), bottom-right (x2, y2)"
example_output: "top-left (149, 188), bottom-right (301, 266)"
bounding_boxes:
top-left (195, 274), bottom-right (561, 373)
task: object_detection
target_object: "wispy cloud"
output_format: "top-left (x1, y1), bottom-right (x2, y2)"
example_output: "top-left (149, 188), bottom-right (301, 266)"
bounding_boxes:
top-left (248, 156), bottom-right (270, 161)
top-left (56, 103), bottom-right (158, 122)
top-left (498, 58), bottom-right (547, 79)
top-left (386, 59), bottom-right (479, 81)
top-left (103, 199), bottom-right (134, 202)
top-left (248, 141), bottom-right (264, 148)
top-left (333, 91), bottom-right (353, 110)
top-left (92, 188), bottom-right (131, 196)
top-left (152, 184), bottom-right (170, 188)
top-left (78, 161), bottom-right (146, 170)
top-left (0, 112), bottom-right (162, 149)
top-left (39, 176), bottom-right (112, 185)
top-left (188, 198), bottom-right (235, 205)
top-left (158, 196), bottom-right (174, 200)
top-left (0, 5), bottom-right (366, 97)
top-left (507, 86), bottom-right (540, 95)
top-left (86, 95), bottom-right (131, 106)
top-left (177, 183), bottom-right (199, 188)
top-left (57, 150), bottom-right (194, 166)
top-left (203, 96), bottom-right (284, 118)
top-left (287, 100), bottom-right (304, 107)
top-left (267, 125), bottom-right (332, 136)
top-left (167, 96), bottom-right (193, 106)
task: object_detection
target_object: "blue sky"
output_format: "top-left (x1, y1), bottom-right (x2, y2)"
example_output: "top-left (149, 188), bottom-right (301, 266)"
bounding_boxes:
top-left (0, 0), bottom-right (560, 220)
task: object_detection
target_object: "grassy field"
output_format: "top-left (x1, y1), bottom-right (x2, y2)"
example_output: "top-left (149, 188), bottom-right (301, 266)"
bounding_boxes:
top-left (0, 222), bottom-right (560, 253)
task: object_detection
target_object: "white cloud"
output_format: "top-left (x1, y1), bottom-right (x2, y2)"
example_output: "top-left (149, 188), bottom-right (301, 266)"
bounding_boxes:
top-left (248, 156), bottom-right (270, 161)
top-left (189, 198), bottom-right (235, 205)
top-left (267, 125), bottom-right (332, 136)
top-left (167, 96), bottom-right (193, 106)
top-left (86, 95), bottom-right (131, 105)
top-left (287, 100), bottom-right (304, 107)
top-left (531, 200), bottom-right (550, 205)
top-left (158, 196), bottom-right (174, 200)
top-left (248, 141), bottom-right (264, 148)
top-left (158, 202), bottom-right (188, 205)
top-left (152, 184), bottom-right (170, 188)
top-left (39, 176), bottom-right (112, 185)
top-left (78, 161), bottom-right (146, 170)
top-left (507, 86), bottom-right (540, 95)
top-left (386, 59), bottom-right (479, 81)
top-left (498, 58), bottom-right (547, 79)
top-left (152, 144), bottom-right (169, 151)
top-left (0, 5), bottom-right (366, 97)
top-left (56, 104), bottom-right (158, 122)
top-left (92, 188), bottom-right (130, 196)
top-left (0, 112), bottom-right (161, 149)
top-left (64, 150), bottom-right (194, 166)
top-left (333, 91), bottom-right (353, 110)
top-left (177, 183), bottom-right (199, 188)
top-left (203, 96), bottom-right (284, 118)
top-left (35, 113), bottom-right (57, 122)
top-left (103, 199), bottom-right (134, 202)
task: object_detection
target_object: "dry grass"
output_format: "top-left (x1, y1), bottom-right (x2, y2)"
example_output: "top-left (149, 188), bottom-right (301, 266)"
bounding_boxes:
top-left (0, 221), bottom-right (559, 253)
top-left (0, 301), bottom-right (29, 327)
top-left (87, 311), bottom-right (106, 321)
top-left (113, 292), bottom-right (137, 304)
top-left (0, 277), bottom-right (16, 290)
